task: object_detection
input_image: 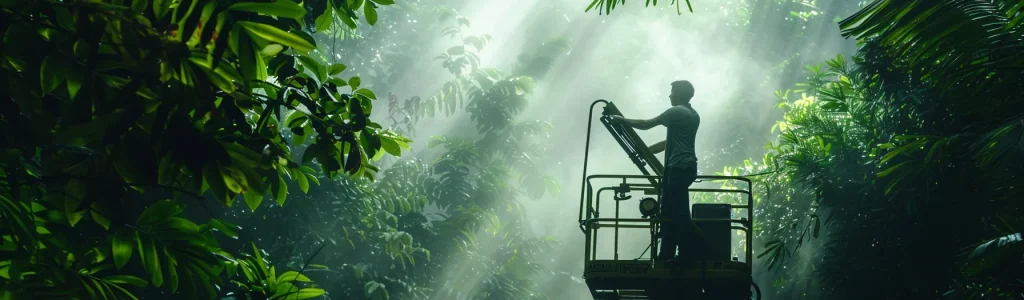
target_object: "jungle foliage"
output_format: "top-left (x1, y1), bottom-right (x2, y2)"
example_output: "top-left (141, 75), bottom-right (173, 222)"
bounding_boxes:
top-left (595, 0), bottom-right (1022, 299)
top-left (3, 0), bottom-right (1021, 299)
top-left (0, 0), bottom-right (407, 299)
top-left (584, 0), bottom-right (695, 15)
top-left (160, 5), bottom-right (569, 300)
top-left (688, 1), bottom-right (1024, 299)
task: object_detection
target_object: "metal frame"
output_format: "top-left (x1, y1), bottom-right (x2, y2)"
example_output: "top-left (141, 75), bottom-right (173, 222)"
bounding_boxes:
top-left (577, 99), bottom-right (755, 271)
top-left (578, 174), bottom-right (754, 266)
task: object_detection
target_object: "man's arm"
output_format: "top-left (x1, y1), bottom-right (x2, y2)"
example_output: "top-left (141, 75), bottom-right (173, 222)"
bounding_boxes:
top-left (649, 140), bottom-right (666, 154)
top-left (608, 115), bottom-right (661, 130)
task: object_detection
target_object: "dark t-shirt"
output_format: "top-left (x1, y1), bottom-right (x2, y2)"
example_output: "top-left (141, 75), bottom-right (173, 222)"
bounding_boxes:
top-left (655, 104), bottom-right (700, 168)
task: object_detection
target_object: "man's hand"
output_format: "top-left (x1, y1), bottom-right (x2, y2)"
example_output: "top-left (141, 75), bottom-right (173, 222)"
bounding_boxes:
top-left (608, 115), bottom-right (625, 124)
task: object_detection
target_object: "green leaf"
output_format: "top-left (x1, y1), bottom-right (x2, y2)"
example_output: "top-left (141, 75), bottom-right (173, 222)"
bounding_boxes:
top-left (113, 157), bottom-right (146, 193)
top-left (338, 7), bottom-right (358, 29)
top-left (130, 0), bottom-right (148, 14)
top-left (354, 88), bottom-right (376, 100)
top-left (380, 137), bottom-right (401, 156)
top-left (187, 54), bottom-right (241, 93)
top-left (302, 168), bottom-right (320, 186)
top-left (374, 0), bottom-right (394, 4)
top-left (142, 237), bottom-right (163, 287)
top-left (251, 242), bottom-right (269, 274)
top-left (297, 55), bottom-right (324, 83)
top-left (363, 3), bottom-right (378, 25)
top-left (103, 275), bottom-right (148, 287)
top-left (237, 21), bottom-right (315, 53)
top-left (229, 0), bottom-right (306, 20)
top-left (113, 230), bottom-right (134, 270)
top-left (61, 189), bottom-right (86, 228)
top-left (91, 210), bottom-right (111, 230)
top-left (182, 1), bottom-right (213, 47)
top-left (39, 56), bottom-right (64, 94)
top-left (137, 200), bottom-right (185, 226)
top-left (301, 143), bottom-right (321, 166)
top-left (152, 0), bottom-right (169, 19)
top-left (274, 175), bottom-right (288, 206)
top-left (295, 288), bottom-right (327, 300)
top-left (328, 77), bottom-right (348, 88)
top-left (203, 163), bottom-right (231, 205)
top-left (90, 277), bottom-right (113, 299)
top-left (447, 46), bottom-right (465, 55)
top-left (285, 111), bottom-right (309, 129)
top-left (222, 142), bottom-right (263, 168)
top-left (296, 171), bottom-right (310, 193)
top-left (271, 282), bottom-right (299, 298)
top-left (277, 271), bottom-right (312, 282)
top-left (812, 215), bottom-right (820, 238)
top-left (364, 281), bottom-right (386, 299)
top-left (67, 67), bottom-right (84, 99)
top-left (262, 44), bottom-right (284, 57)
top-left (877, 161), bottom-right (910, 177)
top-left (315, 6), bottom-right (334, 31)
top-left (349, 100), bottom-right (366, 131)
top-left (164, 250), bottom-right (179, 292)
top-left (328, 63), bottom-right (347, 75)
top-left (238, 35), bottom-right (260, 89)
top-left (209, 219), bottom-right (239, 238)
top-left (221, 167), bottom-right (246, 194)
top-left (244, 190), bottom-right (263, 212)
top-left (349, 76), bottom-right (361, 90)
top-left (965, 232), bottom-right (1023, 276)
top-left (157, 156), bottom-right (179, 186)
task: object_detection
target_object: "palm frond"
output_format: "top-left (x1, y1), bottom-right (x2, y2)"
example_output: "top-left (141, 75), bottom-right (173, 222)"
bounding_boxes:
top-left (840, 0), bottom-right (1024, 120)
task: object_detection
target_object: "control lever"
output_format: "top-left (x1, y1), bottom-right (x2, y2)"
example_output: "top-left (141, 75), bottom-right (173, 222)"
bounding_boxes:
top-left (613, 183), bottom-right (632, 201)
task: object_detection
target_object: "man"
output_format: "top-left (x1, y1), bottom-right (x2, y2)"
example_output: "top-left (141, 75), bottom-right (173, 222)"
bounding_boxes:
top-left (609, 80), bottom-right (705, 263)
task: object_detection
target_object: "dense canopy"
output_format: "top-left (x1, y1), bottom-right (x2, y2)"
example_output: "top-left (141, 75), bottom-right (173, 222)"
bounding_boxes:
top-left (1, 0), bottom-right (1021, 300)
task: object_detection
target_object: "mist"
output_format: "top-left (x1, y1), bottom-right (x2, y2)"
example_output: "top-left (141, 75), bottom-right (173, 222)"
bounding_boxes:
top-left (9, 1), bottom-right (1016, 300)
top-left (345, 1), bottom-right (860, 299)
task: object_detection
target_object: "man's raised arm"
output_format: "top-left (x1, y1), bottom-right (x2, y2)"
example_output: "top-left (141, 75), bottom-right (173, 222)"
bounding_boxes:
top-left (649, 140), bottom-right (666, 154)
top-left (609, 115), bottom-right (662, 130)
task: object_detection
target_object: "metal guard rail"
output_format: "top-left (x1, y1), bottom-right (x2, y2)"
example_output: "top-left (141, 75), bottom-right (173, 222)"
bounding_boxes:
top-left (578, 174), bottom-right (754, 266)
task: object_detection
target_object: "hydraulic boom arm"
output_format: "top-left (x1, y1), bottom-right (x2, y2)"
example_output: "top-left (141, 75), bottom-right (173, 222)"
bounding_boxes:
top-left (599, 102), bottom-right (665, 187)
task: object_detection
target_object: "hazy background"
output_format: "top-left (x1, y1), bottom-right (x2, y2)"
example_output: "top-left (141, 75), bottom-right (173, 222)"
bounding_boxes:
top-left (352, 0), bottom-right (861, 298)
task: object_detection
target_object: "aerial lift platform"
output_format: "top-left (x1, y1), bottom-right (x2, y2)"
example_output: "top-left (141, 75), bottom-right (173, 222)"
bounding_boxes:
top-left (578, 100), bottom-right (762, 300)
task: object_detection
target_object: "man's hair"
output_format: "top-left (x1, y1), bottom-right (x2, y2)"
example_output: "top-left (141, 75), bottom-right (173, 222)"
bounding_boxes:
top-left (670, 80), bottom-right (694, 104)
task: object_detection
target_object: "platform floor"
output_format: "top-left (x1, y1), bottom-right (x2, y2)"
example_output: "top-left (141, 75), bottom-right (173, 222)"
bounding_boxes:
top-left (584, 259), bottom-right (752, 300)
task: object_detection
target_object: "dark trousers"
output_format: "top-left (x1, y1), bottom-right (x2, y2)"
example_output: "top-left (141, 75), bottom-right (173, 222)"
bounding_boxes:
top-left (657, 165), bottom-right (704, 260)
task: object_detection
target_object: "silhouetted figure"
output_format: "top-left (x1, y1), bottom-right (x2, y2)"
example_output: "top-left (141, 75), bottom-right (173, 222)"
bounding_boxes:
top-left (608, 80), bottom-right (706, 265)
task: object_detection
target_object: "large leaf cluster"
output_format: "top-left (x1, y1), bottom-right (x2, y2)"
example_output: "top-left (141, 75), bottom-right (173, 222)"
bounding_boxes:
top-left (195, 8), bottom-right (571, 300)
top-left (750, 28), bottom-right (1022, 300)
top-left (684, 1), bottom-right (1024, 299)
top-left (834, 1), bottom-right (1023, 298)
top-left (0, 0), bottom-right (406, 299)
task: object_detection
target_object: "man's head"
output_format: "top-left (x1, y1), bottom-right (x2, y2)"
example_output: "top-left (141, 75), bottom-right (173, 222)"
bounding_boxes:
top-left (669, 80), bottom-right (694, 106)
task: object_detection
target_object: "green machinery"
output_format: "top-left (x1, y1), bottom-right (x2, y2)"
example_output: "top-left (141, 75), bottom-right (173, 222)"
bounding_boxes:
top-left (577, 100), bottom-right (762, 299)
